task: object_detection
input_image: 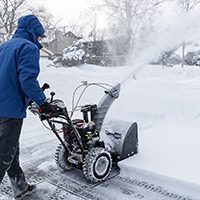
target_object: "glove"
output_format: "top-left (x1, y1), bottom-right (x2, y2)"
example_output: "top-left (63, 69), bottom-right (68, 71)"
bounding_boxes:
top-left (39, 101), bottom-right (52, 114)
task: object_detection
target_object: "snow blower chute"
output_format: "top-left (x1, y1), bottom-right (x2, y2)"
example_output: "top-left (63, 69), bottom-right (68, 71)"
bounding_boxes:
top-left (29, 82), bottom-right (138, 183)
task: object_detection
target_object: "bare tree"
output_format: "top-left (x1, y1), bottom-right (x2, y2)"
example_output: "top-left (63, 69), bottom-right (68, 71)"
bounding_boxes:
top-left (177, 0), bottom-right (200, 12)
top-left (0, 0), bottom-right (27, 40)
top-left (0, 0), bottom-right (58, 42)
top-left (176, 0), bottom-right (200, 67)
top-left (100, 0), bottom-right (166, 54)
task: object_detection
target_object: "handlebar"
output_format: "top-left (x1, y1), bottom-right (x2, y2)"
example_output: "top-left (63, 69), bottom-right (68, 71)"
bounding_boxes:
top-left (29, 95), bottom-right (67, 121)
top-left (29, 83), bottom-right (66, 119)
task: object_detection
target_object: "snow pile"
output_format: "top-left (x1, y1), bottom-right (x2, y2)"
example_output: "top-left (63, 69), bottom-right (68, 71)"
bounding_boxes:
top-left (64, 49), bottom-right (85, 61)
top-left (62, 40), bottom-right (93, 67)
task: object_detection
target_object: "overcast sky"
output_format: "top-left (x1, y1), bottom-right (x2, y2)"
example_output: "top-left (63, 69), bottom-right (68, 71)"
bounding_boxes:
top-left (41, 0), bottom-right (99, 26)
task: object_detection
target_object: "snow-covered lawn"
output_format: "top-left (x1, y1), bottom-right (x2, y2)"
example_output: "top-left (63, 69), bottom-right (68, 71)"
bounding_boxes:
top-left (21, 58), bottom-right (200, 187)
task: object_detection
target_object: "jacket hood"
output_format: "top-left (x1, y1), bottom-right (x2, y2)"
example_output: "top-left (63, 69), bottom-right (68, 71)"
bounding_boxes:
top-left (13, 15), bottom-right (45, 49)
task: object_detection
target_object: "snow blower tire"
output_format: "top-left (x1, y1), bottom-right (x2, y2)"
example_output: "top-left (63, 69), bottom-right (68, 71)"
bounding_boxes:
top-left (83, 147), bottom-right (112, 183)
top-left (55, 143), bottom-right (72, 171)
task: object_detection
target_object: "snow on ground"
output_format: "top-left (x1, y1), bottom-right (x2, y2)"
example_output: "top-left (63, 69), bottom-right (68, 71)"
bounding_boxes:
top-left (22, 58), bottom-right (200, 188)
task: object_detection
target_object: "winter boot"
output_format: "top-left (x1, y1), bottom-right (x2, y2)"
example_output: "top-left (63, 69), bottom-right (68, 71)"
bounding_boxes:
top-left (15, 184), bottom-right (37, 199)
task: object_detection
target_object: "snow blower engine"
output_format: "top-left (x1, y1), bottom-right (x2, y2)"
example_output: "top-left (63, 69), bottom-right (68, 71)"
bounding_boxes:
top-left (29, 82), bottom-right (138, 183)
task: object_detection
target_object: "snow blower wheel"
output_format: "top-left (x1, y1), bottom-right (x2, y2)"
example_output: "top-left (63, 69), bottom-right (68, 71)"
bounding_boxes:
top-left (83, 147), bottom-right (112, 182)
top-left (55, 143), bottom-right (72, 171)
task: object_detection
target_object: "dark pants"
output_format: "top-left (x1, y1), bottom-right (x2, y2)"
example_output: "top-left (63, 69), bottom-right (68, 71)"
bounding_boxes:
top-left (0, 118), bottom-right (28, 197)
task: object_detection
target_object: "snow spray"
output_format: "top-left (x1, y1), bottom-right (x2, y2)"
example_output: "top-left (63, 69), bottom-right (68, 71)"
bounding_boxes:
top-left (119, 8), bottom-right (200, 87)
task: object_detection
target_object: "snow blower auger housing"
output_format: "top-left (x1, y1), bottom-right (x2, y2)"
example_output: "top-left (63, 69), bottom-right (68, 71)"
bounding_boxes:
top-left (29, 82), bottom-right (138, 183)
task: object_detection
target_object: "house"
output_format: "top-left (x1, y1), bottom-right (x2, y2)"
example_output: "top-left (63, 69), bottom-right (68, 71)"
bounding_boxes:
top-left (61, 36), bottom-right (129, 66)
top-left (80, 36), bottom-right (128, 65)
top-left (42, 30), bottom-right (79, 56)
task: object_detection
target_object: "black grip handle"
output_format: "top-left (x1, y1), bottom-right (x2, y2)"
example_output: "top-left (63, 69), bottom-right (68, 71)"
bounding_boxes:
top-left (42, 83), bottom-right (50, 91)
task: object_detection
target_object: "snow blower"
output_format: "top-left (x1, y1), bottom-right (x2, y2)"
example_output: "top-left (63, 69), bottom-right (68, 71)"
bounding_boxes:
top-left (29, 82), bottom-right (138, 183)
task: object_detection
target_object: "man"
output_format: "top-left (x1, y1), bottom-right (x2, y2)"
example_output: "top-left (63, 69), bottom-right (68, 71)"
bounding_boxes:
top-left (0, 15), bottom-right (51, 199)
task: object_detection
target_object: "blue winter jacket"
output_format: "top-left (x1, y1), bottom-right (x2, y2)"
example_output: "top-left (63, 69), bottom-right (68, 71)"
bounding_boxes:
top-left (0, 15), bottom-right (46, 119)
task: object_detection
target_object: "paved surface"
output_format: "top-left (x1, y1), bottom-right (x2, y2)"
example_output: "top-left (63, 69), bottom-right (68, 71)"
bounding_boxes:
top-left (1, 162), bottom-right (200, 200)
top-left (1, 139), bottom-right (200, 200)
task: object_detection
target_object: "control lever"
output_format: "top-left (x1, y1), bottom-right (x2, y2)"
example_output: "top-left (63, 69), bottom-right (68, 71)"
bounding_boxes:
top-left (50, 92), bottom-right (55, 102)
top-left (42, 83), bottom-right (50, 91)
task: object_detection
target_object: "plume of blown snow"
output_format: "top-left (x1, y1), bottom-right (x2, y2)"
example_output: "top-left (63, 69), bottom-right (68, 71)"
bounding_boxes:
top-left (123, 5), bottom-right (200, 84)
